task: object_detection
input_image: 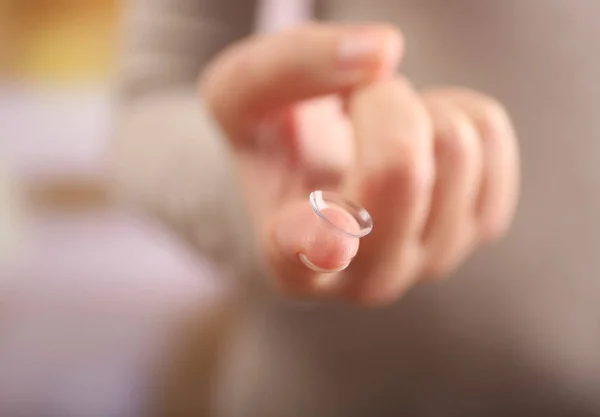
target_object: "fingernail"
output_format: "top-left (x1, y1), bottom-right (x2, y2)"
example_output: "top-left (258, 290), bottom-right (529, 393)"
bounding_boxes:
top-left (337, 30), bottom-right (402, 70)
top-left (298, 253), bottom-right (350, 273)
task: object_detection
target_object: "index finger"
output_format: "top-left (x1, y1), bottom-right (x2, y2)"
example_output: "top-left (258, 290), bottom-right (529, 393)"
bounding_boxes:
top-left (200, 23), bottom-right (402, 142)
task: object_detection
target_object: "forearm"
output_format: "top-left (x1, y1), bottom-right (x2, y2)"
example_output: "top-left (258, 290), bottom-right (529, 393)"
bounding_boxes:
top-left (111, 90), bottom-right (258, 278)
top-left (111, 0), bottom-right (262, 279)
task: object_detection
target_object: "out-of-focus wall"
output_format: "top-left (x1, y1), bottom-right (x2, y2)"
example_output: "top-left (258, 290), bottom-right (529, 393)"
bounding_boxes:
top-left (4, 0), bottom-right (119, 83)
top-left (1, 0), bottom-right (122, 212)
top-left (0, 3), bottom-right (222, 415)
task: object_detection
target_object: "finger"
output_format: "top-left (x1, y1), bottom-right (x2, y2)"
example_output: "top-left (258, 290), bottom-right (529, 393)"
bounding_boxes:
top-left (201, 23), bottom-right (403, 141)
top-left (420, 94), bottom-right (482, 279)
top-left (293, 95), bottom-right (355, 189)
top-left (265, 201), bottom-right (360, 298)
top-left (341, 77), bottom-right (435, 305)
top-left (438, 88), bottom-right (520, 241)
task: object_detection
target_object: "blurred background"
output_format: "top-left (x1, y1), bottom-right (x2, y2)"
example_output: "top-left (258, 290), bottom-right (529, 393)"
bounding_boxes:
top-left (0, 1), bottom-right (219, 415)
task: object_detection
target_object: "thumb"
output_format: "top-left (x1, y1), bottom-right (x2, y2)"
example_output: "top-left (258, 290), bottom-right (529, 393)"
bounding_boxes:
top-left (201, 23), bottom-right (402, 141)
top-left (265, 201), bottom-right (360, 297)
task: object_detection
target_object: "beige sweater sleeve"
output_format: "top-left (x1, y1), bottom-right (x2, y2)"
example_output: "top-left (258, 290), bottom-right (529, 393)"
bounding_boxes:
top-left (110, 0), bottom-right (261, 282)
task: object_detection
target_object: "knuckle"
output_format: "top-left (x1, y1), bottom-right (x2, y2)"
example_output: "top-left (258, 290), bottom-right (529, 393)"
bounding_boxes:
top-left (425, 248), bottom-right (465, 281)
top-left (426, 250), bottom-right (469, 281)
top-left (436, 117), bottom-right (479, 167)
top-left (388, 74), bottom-right (413, 91)
top-left (426, 88), bottom-right (514, 143)
top-left (344, 272), bottom-right (412, 307)
top-left (479, 216), bottom-right (509, 242)
top-left (363, 134), bottom-right (432, 201)
top-left (475, 97), bottom-right (513, 140)
top-left (424, 242), bottom-right (455, 278)
top-left (198, 65), bottom-right (217, 106)
top-left (424, 223), bottom-right (477, 279)
top-left (477, 201), bottom-right (512, 241)
top-left (354, 77), bottom-right (434, 200)
top-left (370, 145), bottom-right (426, 201)
top-left (199, 40), bottom-right (256, 120)
top-left (479, 95), bottom-right (508, 119)
top-left (361, 76), bottom-right (414, 104)
top-left (425, 259), bottom-right (453, 280)
top-left (199, 60), bottom-right (231, 120)
top-left (381, 76), bottom-right (419, 105)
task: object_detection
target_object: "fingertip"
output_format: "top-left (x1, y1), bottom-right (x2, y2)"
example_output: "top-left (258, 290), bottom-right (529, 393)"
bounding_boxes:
top-left (266, 201), bottom-right (360, 296)
top-left (298, 254), bottom-right (350, 274)
top-left (273, 202), bottom-right (359, 272)
top-left (300, 229), bottom-right (359, 272)
top-left (336, 24), bottom-right (403, 77)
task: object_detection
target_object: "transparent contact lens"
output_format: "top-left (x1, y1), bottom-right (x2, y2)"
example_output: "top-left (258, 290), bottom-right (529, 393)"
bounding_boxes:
top-left (309, 190), bottom-right (373, 238)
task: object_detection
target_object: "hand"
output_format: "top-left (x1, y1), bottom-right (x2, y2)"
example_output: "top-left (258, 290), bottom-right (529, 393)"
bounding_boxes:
top-left (201, 23), bottom-right (519, 306)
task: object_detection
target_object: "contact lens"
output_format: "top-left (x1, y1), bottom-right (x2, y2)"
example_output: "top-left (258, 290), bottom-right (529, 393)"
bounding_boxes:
top-left (309, 190), bottom-right (373, 238)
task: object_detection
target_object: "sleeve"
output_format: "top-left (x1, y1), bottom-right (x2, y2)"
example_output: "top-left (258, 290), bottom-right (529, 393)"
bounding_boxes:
top-left (110, 0), bottom-right (263, 283)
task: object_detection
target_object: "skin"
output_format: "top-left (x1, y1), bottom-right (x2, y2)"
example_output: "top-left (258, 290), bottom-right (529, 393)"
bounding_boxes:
top-left (200, 23), bottom-right (520, 306)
